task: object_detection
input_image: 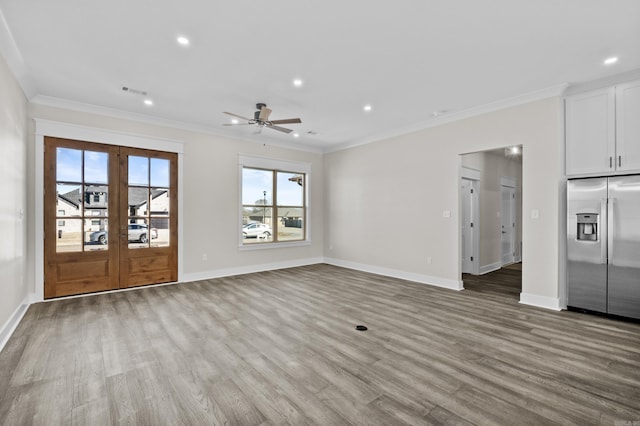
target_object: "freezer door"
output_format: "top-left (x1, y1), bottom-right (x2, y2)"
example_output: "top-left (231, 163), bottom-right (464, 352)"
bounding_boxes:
top-left (607, 176), bottom-right (640, 319)
top-left (567, 178), bottom-right (608, 313)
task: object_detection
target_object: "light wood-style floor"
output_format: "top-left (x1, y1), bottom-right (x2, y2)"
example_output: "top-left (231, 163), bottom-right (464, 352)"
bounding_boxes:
top-left (1, 264), bottom-right (639, 425)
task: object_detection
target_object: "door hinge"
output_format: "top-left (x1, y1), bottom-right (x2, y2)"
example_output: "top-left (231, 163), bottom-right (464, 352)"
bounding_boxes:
top-left (470, 256), bottom-right (474, 261)
top-left (470, 189), bottom-right (474, 194)
top-left (470, 222), bottom-right (474, 227)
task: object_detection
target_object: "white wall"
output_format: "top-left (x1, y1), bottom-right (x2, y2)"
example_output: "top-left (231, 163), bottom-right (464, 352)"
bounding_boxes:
top-left (0, 52), bottom-right (28, 345)
top-left (461, 150), bottom-right (523, 270)
top-left (26, 104), bottom-right (324, 294)
top-left (324, 97), bottom-right (563, 308)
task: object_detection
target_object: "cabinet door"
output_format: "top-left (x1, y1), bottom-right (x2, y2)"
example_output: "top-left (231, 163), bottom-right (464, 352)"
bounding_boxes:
top-left (616, 80), bottom-right (640, 173)
top-left (565, 87), bottom-right (615, 176)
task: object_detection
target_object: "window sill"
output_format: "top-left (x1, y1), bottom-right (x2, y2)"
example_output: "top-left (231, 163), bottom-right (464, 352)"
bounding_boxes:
top-left (238, 240), bottom-right (311, 251)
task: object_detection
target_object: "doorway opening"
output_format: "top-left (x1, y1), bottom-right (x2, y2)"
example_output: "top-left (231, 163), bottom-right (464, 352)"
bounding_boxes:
top-left (459, 145), bottom-right (522, 301)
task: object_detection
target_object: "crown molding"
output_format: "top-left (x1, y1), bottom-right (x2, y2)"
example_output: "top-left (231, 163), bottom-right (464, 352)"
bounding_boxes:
top-left (326, 83), bottom-right (569, 153)
top-left (0, 8), bottom-right (36, 98)
top-left (29, 81), bottom-right (570, 156)
top-left (29, 95), bottom-right (324, 154)
top-left (563, 68), bottom-right (640, 96)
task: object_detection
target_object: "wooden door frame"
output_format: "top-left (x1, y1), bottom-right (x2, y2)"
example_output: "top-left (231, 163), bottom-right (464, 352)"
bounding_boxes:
top-left (34, 120), bottom-right (184, 301)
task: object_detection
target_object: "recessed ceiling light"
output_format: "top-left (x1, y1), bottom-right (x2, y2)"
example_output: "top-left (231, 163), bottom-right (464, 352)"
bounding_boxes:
top-left (177, 36), bottom-right (190, 46)
top-left (231, 119), bottom-right (239, 124)
top-left (144, 99), bottom-right (153, 106)
top-left (604, 56), bottom-right (618, 65)
top-left (293, 79), bottom-right (303, 87)
top-left (292, 133), bottom-right (300, 138)
top-left (363, 104), bottom-right (372, 112)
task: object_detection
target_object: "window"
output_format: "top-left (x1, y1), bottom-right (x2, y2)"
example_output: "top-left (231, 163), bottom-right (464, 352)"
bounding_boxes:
top-left (240, 156), bottom-right (310, 246)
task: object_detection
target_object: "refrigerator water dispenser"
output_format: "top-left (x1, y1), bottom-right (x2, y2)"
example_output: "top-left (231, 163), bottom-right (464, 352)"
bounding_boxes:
top-left (576, 213), bottom-right (598, 241)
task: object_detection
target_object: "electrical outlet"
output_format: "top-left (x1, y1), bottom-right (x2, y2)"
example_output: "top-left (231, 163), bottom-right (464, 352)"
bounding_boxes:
top-left (202, 253), bottom-right (208, 261)
top-left (427, 256), bottom-right (432, 265)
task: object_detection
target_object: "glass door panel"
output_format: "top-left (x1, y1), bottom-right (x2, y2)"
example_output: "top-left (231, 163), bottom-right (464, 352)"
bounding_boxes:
top-left (120, 147), bottom-right (177, 288)
top-left (45, 138), bottom-right (119, 298)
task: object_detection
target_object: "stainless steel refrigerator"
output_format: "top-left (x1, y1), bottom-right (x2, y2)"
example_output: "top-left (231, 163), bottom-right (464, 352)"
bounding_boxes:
top-left (567, 175), bottom-right (640, 320)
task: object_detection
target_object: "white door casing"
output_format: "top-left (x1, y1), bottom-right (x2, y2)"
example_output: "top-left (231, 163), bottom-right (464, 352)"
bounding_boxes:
top-left (500, 177), bottom-right (517, 266)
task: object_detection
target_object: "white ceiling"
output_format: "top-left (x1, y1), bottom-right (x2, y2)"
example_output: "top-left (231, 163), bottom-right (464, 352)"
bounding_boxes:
top-left (1, 0), bottom-right (639, 152)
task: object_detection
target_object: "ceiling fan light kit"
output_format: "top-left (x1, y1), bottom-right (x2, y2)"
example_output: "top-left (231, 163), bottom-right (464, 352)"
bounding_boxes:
top-left (223, 103), bottom-right (301, 134)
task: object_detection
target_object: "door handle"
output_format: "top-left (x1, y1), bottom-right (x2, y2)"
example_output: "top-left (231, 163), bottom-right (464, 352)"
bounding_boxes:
top-left (601, 198), bottom-right (607, 264)
top-left (608, 198), bottom-right (614, 265)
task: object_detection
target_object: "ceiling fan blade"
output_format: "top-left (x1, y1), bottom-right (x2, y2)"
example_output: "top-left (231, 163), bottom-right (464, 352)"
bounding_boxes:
top-left (269, 118), bottom-right (302, 125)
top-left (259, 107), bottom-right (272, 121)
top-left (268, 125), bottom-right (293, 134)
top-left (222, 123), bottom-right (252, 126)
top-left (223, 111), bottom-right (253, 121)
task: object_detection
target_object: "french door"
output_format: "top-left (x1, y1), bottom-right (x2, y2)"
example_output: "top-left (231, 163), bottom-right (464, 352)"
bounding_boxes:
top-left (44, 137), bottom-right (178, 298)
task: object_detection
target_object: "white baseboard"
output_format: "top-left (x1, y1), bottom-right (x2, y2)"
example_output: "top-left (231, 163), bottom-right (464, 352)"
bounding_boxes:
top-left (181, 257), bottom-right (325, 283)
top-left (0, 296), bottom-right (31, 353)
top-left (514, 256), bottom-right (522, 263)
top-left (479, 262), bottom-right (502, 275)
top-left (324, 257), bottom-right (463, 291)
top-left (519, 292), bottom-right (561, 311)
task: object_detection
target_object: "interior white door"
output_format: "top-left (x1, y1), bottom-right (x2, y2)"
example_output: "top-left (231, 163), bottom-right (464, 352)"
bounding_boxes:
top-left (500, 185), bottom-right (516, 265)
top-left (461, 178), bottom-right (477, 274)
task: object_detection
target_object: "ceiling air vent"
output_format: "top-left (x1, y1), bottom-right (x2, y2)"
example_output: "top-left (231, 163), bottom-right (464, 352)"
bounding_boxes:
top-left (121, 86), bottom-right (148, 96)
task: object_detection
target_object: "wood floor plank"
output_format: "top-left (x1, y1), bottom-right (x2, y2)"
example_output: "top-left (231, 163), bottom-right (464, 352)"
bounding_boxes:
top-left (1, 264), bottom-right (639, 425)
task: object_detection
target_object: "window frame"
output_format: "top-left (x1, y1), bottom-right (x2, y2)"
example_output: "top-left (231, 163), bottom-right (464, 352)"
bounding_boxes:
top-left (238, 155), bottom-right (311, 250)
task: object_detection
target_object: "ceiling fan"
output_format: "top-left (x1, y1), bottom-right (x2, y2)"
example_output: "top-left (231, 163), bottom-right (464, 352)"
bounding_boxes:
top-left (223, 103), bottom-right (302, 134)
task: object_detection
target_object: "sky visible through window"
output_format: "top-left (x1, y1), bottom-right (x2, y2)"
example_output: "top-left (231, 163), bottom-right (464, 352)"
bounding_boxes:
top-left (56, 149), bottom-right (169, 187)
top-left (242, 168), bottom-right (303, 206)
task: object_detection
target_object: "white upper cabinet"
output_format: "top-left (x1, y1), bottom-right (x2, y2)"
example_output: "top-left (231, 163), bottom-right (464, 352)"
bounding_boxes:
top-left (565, 80), bottom-right (640, 176)
top-left (565, 87), bottom-right (615, 176)
top-left (616, 80), bottom-right (640, 172)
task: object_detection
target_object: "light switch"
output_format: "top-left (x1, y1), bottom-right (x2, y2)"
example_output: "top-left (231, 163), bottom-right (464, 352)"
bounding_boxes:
top-left (531, 209), bottom-right (540, 219)
top-left (442, 210), bottom-right (451, 218)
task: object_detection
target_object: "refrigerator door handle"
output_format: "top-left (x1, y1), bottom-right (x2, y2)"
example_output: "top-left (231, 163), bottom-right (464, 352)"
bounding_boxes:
top-left (601, 198), bottom-right (608, 264)
top-left (607, 197), bottom-right (614, 265)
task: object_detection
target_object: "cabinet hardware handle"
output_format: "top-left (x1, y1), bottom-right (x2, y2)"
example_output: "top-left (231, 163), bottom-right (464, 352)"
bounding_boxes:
top-left (619, 156), bottom-right (622, 167)
top-left (610, 156), bottom-right (613, 168)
